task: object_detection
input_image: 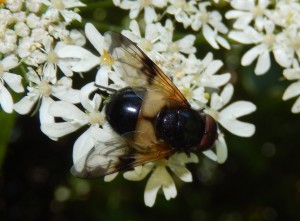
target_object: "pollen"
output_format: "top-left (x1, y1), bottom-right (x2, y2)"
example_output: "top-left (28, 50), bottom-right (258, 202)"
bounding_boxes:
top-left (38, 80), bottom-right (52, 97)
top-left (100, 50), bottom-right (114, 67)
top-left (88, 112), bottom-right (105, 125)
top-left (47, 51), bottom-right (59, 64)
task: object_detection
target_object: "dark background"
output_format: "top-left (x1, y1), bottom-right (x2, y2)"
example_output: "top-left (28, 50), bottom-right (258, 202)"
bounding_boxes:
top-left (1, 1), bottom-right (300, 220)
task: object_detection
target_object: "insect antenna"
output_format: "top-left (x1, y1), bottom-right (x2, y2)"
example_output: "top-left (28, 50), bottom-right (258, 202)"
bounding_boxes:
top-left (94, 83), bottom-right (117, 93)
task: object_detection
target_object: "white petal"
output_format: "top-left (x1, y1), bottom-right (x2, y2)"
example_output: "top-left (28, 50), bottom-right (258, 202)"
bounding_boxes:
top-left (123, 164), bottom-right (153, 181)
top-left (221, 101), bottom-right (257, 118)
top-left (2, 72), bottom-right (24, 93)
top-left (282, 81), bottom-right (300, 100)
top-left (41, 121), bottom-right (82, 138)
top-left (26, 68), bottom-right (41, 84)
top-left (61, 9), bottom-right (82, 23)
top-left (206, 60), bottom-right (223, 75)
top-left (80, 82), bottom-right (99, 112)
top-left (73, 127), bottom-right (95, 168)
top-left (203, 25), bottom-right (219, 49)
top-left (57, 46), bottom-right (99, 72)
top-left (144, 6), bottom-right (157, 24)
top-left (171, 166), bottom-right (193, 182)
top-left (202, 150), bottom-right (217, 161)
top-left (1, 54), bottom-right (18, 70)
top-left (273, 46), bottom-right (293, 68)
top-left (219, 118), bottom-right (256, 137)
top-left (241, 44), bottom-right (266, 66)
top-left (39, 96), bottom-right (55, 124)
top-left (57, 62), bottom-right (73, 77)
top-left (14, 95), bottom-right (39, 114)
top-left (48, 101), bottom-right (87, 121)
top-left (229, 28), bottom-right (261, 44)
top-left (95, 66), bottom-right (109, 86)
top-left (291, 96), bottom-right (300, 113)
top-left (283, 68), bottom-right (300, 80)
top-left (220, 83), bottom-right (234, 107)
top-left (42, 62), bottom-right (57, 84)
top-left (255, 50), bottom-right (270, 75)
top-left (104, 172), bottom-right (119, 182)
top-left (85, 23), bottom-right (104, 55)
top-left (216, 35), bottom-right (231, 49)
top-left (53, 87), bottom-right (80, 103)
top-left (0, 84), bottom-right (13, 113)
top-left (144, 166), bottom-right (176, 207)
top-left (204, 73), bottom-right (231, 88)
top-left (215, 133), bottom-right (228, 163)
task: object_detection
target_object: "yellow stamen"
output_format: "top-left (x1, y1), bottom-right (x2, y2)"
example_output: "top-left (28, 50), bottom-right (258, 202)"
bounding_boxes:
top-left (100, 49), bottom-right (114, 67)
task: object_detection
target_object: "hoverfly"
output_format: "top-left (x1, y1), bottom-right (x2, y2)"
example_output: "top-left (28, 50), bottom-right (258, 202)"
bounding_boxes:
top-left (71, 32), bottom-right (218, 178)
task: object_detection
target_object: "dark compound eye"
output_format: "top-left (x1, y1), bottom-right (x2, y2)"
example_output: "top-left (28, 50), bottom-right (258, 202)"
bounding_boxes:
top-left (198, 114), bottom-right (218, 151)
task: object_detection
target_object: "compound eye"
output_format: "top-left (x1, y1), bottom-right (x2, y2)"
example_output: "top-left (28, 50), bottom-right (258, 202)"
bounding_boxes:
top-left (198, 114), bottom-right (218, 151)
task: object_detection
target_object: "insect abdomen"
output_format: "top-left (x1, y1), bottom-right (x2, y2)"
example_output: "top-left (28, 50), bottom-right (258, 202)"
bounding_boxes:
top-left (155, 108), bottom-right (205, 151)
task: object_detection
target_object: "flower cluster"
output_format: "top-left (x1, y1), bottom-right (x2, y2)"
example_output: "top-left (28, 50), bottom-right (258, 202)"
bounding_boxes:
top-left (41, 21), bottom-right (255, 208)
top-left (0, 0), bottom-right (86, 116)
top-left (116, 0), bottom-right (230, 50)
top-left (0, 0), bottom-right (258, 207)
top-left (226, 0), bottom-right (300, 113)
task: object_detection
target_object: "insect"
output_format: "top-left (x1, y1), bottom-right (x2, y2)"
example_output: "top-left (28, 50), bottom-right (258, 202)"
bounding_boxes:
top-left (71, 32), bottom-right (218, 178)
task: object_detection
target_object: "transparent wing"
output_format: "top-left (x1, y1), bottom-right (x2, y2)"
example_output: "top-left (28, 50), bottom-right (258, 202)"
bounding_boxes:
top-left (71, 137), bottom-right (175, 178)
top-left (104, 31), bottom-right (190, 108)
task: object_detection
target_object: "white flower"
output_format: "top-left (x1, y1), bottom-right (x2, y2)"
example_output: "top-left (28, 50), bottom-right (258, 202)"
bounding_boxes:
top-left (123, 152), bottom-right (199, 207)
top-left (226, 0), bottom-right (271, 31)
top-left (14, 67), bottom-right (79, 125)
top-left (5, 0), bottom-right (23, 12)
top-left (160, 19), bottom-right (196, 55)
top-left (122, 20), bottom-right (165, 55)
top-left (41, 83), bottom-right (112, 169)
top-left (39, 0), bottom-right (85, 23)
top-left (119, 0), bottom-right (167, 24)
top-left (206, 84), bottom-right (256, 137)
top-left (57, 23), bottom-right (123, 88)
top-left (166, 0), bottom-right (197, 28)
top-left (14, 22), bottom-right (30, 37)
top-left (40, 36), bottom-right (75, 81)
top-left (266, 1), bottom-right (300, 28)
top-left (0, 55), bottom-right (24, 113)
top-left (229, 20), bottom-right (278, 75)
top-left (0, 29), bottom-right (17, 55)
top-left (273, 25), bottom-right (300, 68)
top-left (191, 2), bottom-right (230, 49)
top-left (25, 0), bottom-right (42, 13)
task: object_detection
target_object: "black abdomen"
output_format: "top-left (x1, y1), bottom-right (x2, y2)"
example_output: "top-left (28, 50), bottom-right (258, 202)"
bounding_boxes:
top-left (155, 108), bottom-right (205, 150)
top-left (105, 87), bottom-right (146, 135)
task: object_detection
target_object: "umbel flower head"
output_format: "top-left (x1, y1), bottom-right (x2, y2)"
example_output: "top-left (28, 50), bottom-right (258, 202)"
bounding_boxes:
top-left (0, 0), bottom-right (259, 208)
top-left (49, 22), bottom-right (256, 207)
